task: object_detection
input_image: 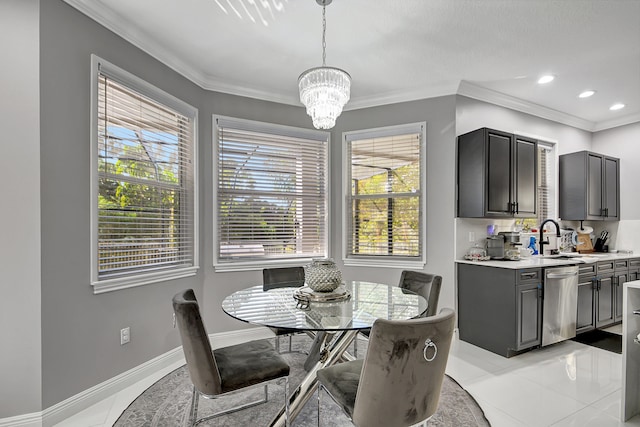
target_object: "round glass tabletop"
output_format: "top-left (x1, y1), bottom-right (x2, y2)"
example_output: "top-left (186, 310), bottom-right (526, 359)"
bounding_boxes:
top-left (221, 280), bottom-right (427, 331)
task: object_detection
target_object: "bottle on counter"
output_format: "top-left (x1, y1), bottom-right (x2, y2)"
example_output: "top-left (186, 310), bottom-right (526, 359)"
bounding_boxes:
top-left (528, 236), bottom-right (538, 255)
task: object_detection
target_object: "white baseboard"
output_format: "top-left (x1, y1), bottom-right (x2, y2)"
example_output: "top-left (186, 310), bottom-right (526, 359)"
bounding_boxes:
top-left (0, 412), bottom-right (42, 427)
top-left (0, 327), bottom-right (273, 427)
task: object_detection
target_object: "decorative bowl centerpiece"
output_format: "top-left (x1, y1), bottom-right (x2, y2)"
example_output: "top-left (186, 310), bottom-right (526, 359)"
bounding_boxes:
top-left (304, 258), bottom-right (342, 292)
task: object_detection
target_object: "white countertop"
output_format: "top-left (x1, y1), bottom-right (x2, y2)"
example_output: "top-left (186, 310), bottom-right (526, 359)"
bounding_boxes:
top-left (456, 252), bottom-right (636, 269)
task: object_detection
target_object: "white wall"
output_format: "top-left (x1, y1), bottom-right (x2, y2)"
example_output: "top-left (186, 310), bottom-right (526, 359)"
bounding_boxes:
top-left (454, 96), bottom-right (593, 258)
top-left (592, 122), bottom-right (640, 252)
top-left (0, 0), bottom-right (42, 417)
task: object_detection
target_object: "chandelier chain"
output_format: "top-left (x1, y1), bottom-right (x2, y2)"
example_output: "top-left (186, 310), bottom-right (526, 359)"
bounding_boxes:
top-left (322, 4), bottom-right (327, 66)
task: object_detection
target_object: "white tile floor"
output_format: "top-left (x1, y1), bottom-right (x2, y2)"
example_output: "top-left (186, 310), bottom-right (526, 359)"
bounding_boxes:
top-left (56, 327), bottom-right (640, 427)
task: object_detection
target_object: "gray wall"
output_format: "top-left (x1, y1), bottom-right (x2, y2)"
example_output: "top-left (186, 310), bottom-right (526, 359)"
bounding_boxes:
top-left (198, 95), bottom-right (459, 335)
top-left (19, 0), bottom-right (638, 418)
top-left (38, 0), bottom-right (329, 411)
top-left (39, 0), bottom-right (207, 408)
top-left (334, 98), bottom-right (458, 311)
top-left (38, 1), bottom-right (459, 410)
top-left (0, 0), bottom-right (42, 417)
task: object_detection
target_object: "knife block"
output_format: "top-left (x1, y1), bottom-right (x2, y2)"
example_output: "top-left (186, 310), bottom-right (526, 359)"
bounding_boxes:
top-left (594, 238), bottom-right (606, 252)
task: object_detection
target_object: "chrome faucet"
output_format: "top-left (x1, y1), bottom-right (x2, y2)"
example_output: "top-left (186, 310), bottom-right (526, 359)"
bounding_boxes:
top-left (539, 219), bottom-right (561, 256)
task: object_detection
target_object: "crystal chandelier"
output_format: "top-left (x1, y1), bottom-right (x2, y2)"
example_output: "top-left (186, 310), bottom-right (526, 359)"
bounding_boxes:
top-left (298, 0), bottom-right (351, 130)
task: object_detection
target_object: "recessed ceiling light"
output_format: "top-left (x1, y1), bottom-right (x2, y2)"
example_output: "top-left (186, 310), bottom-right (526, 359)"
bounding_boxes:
top-left (537, 75), bottom-right (555, 84)
top-left (610, 103), bottom-right (626, 111)
top-left (578, 90), bottom-right (596, 98)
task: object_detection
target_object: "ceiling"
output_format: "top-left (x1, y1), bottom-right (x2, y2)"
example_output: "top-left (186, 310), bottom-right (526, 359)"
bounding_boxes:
top-left (65, 0), bottom-right (640, 132)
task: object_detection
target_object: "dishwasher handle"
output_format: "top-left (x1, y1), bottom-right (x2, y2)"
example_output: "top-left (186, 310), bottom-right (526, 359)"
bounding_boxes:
top-left (546, 271), bottom-right (578, 279)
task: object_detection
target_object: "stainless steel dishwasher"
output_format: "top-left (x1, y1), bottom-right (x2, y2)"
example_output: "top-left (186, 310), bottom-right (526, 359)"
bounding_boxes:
top-left (542, 265), bottom-right (579, 347)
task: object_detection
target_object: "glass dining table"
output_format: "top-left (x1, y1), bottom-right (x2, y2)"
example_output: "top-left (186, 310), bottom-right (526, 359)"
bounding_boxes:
top-left (221, 280), bottom-right (427, 427)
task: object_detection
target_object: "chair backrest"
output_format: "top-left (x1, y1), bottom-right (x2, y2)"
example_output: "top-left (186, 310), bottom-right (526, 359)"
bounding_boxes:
top-left (263, 266), bottom-right (305, 290)
top-left (172, 289), bottom-right (222, 396)
top-left (352, 308), bottom-right (455, 427)
top-left (399, 270), bottom-right (442, 317)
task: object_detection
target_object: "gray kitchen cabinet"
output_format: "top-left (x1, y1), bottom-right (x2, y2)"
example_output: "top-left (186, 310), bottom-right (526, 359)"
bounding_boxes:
top-left (458, 263), bottom-right (541, 357)
top-left (629, 258), bottom-right (640, 281)
top-left (559, 150), bottom-right (620, 221)
top-left (615, 259), bottom-right (629, 322)
top-left (594, 261), bottom-right (616, 329)
top-left (576, 260), bottom-right (622, 334)
top-left (457, 128), bottom-right (537, 218)
top-left (576, 272), bottom-right (596, 333)
top-left (517, 281), bottom-right (543, 349)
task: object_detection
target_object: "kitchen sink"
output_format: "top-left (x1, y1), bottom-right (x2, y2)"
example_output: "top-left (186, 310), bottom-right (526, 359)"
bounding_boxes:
top-left (537, 254), bottom-right (581, 259)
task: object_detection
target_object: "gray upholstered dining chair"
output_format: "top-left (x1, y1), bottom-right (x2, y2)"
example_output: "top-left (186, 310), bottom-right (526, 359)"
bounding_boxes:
top-left (399, 270), bottom-right (442, 317)
top-left (172, 289), bottom-right (290, 426)
top-left (354, 271), bottom-right (442, 357)
top-left (316, 308), bottom-right (455, 427)
top-left (263, 266), bottom-right (306, 353)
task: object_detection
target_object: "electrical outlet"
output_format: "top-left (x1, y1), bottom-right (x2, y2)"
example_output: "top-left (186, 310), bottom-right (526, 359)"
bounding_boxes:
top-left (120, 327), bottom-right (130, 345)
top-left (468, 231), bottom-right (475, 242)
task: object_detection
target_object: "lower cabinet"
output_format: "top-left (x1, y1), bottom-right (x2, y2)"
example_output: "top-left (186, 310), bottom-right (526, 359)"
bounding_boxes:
top-left (458, 263), bottom-right (542, 357)
top-left (615, 269), bottom-right (628, 323)
top-left (576, 260), bottom-right (626, 336)
top-left (595, 273), bottom-right (615, 328)
top-left (517, 282), bottom-right (543, 349)
top-left (576, 274), bottom-right (596, 333)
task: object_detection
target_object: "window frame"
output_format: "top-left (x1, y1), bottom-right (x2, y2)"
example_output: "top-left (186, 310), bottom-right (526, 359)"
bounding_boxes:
top-left (212, 115), bottom-right (331, 272)
top-left (342, 122), bottom-right (427, 269)
top-left (90, 55), bottom-right (199, 294)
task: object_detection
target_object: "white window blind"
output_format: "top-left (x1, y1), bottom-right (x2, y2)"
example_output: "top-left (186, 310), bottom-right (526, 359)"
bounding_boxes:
top-left (344, 123), bottom-right (425, 264)
top-left (215, 116), bottom-right (329, 265)
top-left (91, 56), bottom-right (198, 292)
top-left (537, 142), bottom-right (556, 224)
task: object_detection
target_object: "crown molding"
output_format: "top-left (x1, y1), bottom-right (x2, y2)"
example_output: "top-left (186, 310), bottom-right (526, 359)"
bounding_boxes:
top-left (457, 81), bottom-right (596, 132)
top-left (62, 1), bottom-right (638, 132)
top-left (592, 113), bottom-right (640, 132)
top-left (63, 0), bottom-right (211, 88)
top-left (344, 83), bottom-right (458, 111)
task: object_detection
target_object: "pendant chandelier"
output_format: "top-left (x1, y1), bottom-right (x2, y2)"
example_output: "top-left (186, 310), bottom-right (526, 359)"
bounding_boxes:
top-left (298, 0), bottom-right (351, 130)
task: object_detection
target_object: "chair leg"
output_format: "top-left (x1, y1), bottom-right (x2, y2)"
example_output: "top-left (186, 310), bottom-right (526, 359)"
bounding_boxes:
top-left (275, 335), bottom-right (281, 352)
top-left (190, 386), bottom-right (199, 427)
top-left (284, 377), bottom-right (290, 427)
top-left (288, 334), bottom-right (293, 352)
top-left (317, 384), bottom-right (321, 427)
top-left (353, 336), bottom-right (358, 358)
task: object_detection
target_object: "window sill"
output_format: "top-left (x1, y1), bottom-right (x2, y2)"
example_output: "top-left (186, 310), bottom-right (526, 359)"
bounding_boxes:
top-left (214, 258), bottom-right (315, 273)
top-left (91, 266), bottom-right (199, 294)
top-left (342, 257), bottom-right (425, 269)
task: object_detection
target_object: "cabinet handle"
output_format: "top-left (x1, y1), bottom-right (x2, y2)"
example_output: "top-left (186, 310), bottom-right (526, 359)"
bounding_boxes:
top-left (515, 202), bottom-right (519, 214)
top-left (521, 272), bottom-right (537, 279)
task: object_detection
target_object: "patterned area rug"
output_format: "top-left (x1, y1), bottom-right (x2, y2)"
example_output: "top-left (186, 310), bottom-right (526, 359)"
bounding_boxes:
top-left (114, 337), bottom-right (490, 426)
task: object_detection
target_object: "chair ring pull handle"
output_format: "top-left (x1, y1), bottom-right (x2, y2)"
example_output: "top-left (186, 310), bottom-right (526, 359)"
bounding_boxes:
top-left (423, 338), bottom-right (437, 362)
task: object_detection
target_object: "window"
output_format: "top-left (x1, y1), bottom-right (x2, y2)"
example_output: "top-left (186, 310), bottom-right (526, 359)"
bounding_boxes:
top-left (536, 142), bottom-right (556, 224)
top-left (90, 56), bottom-right (198, 293)
top-left (214, 116), bottom-right (329, 271)
top-left (343, 123), bottom-right (426, 267)
top-left (522, 141), bottom-right (556, 229)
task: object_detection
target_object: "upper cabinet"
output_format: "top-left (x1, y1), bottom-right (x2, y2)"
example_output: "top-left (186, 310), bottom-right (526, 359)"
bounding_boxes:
top-left (559, 151), bottom-right (620, 221)
top-left (457, 128), bottom-right (537, 218)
